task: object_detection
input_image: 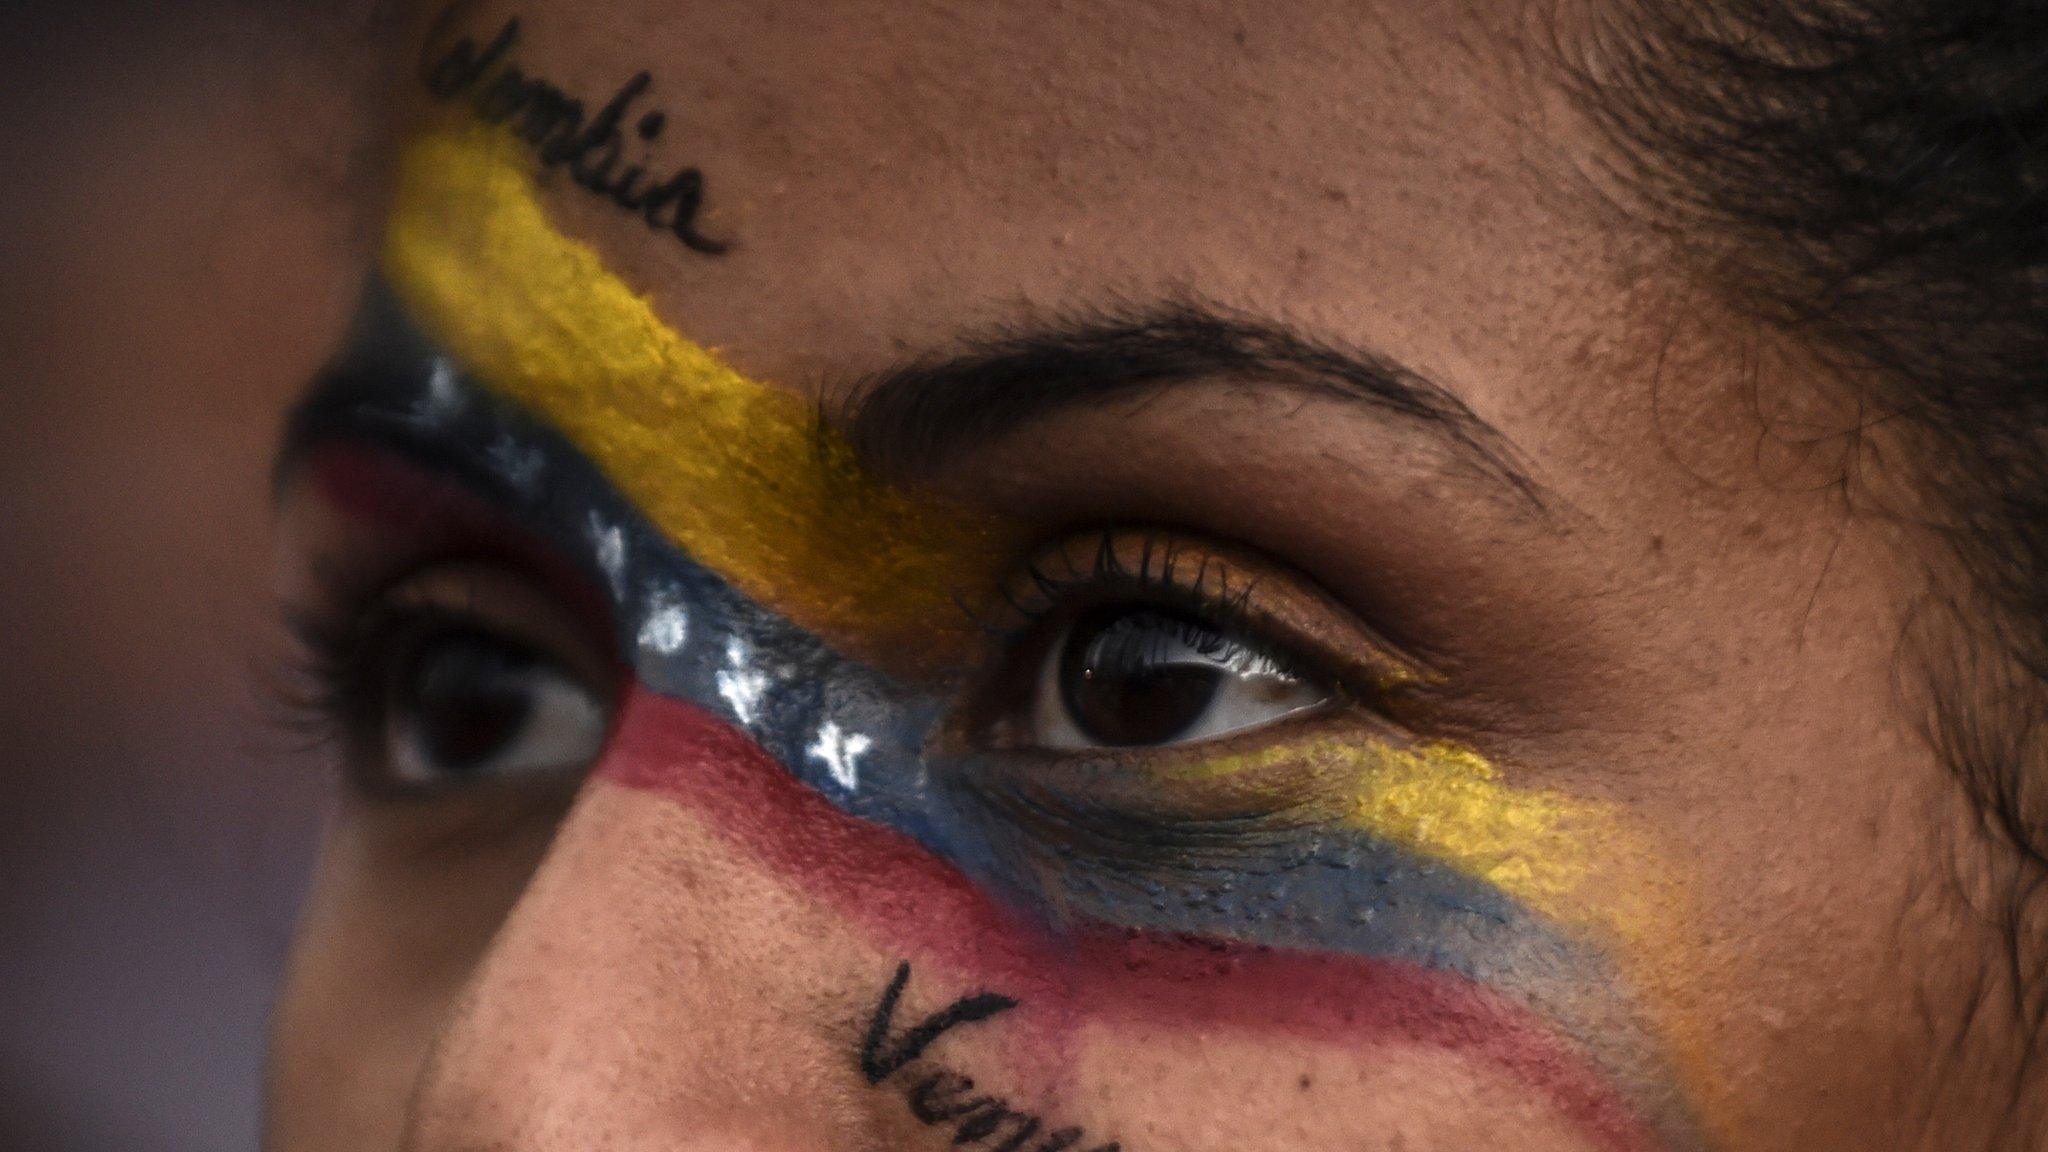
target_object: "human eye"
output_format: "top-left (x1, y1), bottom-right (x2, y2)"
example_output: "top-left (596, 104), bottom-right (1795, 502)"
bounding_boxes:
top-left (967, 528), bottom-right (1415, 760)
top-left (284, 561), bottom-right (618, 800)
top-left (1024, 602), bottom-right (1327, 749)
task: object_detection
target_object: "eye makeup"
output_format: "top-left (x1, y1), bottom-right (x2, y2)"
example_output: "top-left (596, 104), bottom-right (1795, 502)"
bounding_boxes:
top-left (282, 119), bottom-right (1712, 1150)
top-left (383, 124), bottom-right (1002, 674)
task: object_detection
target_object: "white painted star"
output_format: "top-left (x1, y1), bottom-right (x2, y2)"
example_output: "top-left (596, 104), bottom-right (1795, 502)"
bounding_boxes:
top-left (487, 434), bottom-right (544, 493)
top-left (586, 511), bottom-right (627, 597)
top-left (407, 356), bottom-right (465, 426)
top-left (715, 637), bottom-right (771, 726)
top-left (807, 720), bottom-right (872, 792)
top-left (636, 588), bottom-right (689, 656)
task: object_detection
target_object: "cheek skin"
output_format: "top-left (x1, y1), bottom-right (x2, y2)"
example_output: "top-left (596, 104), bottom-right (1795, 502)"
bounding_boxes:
top-left (599, 687), bottom-right (1663, 1152)
top-left (265, 785), bottom-right (572, 1152)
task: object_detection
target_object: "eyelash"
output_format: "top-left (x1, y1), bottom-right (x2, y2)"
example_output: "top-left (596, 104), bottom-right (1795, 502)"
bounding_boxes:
top-left (268, 596), bottom-right (382, 758)
top-left (271, 595), bottom-right (439, 770)
top-left (269, 563), bottom-right (559, 791)
top-left (986, 529), bottom-right (1267, 647)
top-left (960, 526), bottom-right (1401, 737)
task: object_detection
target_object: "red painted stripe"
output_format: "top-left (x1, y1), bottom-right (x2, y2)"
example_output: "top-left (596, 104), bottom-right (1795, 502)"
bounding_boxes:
top-left (600, 688), bottom-right (1656, 1152)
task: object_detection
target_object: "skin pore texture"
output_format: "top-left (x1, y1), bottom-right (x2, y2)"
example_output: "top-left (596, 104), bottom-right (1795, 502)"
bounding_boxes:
top-left (266, 3), bottom-right (2038, 1152)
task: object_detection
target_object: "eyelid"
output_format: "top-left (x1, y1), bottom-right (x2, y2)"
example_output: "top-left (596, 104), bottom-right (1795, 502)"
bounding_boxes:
top-left (283, 559), bottom-right (622, 802)
top-left (987, 528), bottom-right (1425, 688)
top-left (951, 527), bottom-right (1433, 759)
top-left (369, 563), bottom-right (620, 693)
top-left (282, 443), bottom-right (622, 650)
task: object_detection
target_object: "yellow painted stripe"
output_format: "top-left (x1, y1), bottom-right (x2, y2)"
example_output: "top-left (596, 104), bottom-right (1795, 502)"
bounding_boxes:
top-left (1192, 734), bottom-right (1720, 1132)
top-left (382, 124), bottom-right (999, 670)
top-left (1351, 742), bottom-right (1620, 921)
top-left (1172, 736), bottom-right (1654, 939)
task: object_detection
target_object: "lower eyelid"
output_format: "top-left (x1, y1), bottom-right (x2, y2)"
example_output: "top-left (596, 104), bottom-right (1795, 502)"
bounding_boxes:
top-left (940, 709), bottom-right (1374, 831)
top-left (951, 743), bottom-right (1353, 882)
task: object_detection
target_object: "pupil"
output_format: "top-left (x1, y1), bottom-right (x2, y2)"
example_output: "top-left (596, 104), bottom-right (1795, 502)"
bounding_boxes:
top-left (400, 633), bottom-right (536, 774)
top-left (1058, 605), bottom-right (1224, 746)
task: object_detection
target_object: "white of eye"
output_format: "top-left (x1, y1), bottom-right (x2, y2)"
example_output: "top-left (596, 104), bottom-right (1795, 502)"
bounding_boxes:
top-left (1024, 607), bottom-right (1329, 751)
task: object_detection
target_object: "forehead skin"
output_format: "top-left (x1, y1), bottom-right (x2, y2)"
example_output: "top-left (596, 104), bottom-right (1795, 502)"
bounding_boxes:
top-left (269, 1), bottom-right (2029, 1150)
top-left (516, 0), bottom-right (1617, 415)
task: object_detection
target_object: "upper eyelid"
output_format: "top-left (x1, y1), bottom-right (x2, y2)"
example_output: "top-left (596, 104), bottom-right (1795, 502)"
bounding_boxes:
top-left (969, 526), bottom-right (1430, 713)
top-left (279, 563), bottom-right (623, 798)
top-left (284, 444), bottom-right (625, 653)
top-left (982, 528), bottom-right (1266, 635)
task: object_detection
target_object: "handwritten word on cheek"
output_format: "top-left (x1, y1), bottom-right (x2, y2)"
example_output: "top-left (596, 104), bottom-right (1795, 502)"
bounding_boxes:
top-left (419, 8), bottom-right (729, 255)
top-left (859, 963), bottom-right (1124, 1152)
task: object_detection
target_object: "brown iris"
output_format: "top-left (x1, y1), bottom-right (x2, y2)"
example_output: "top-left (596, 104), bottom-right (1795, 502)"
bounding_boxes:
top-left (1056, 605), bottom-right (1235, 746)
top-left (392, 629), bottom-right (548, 776)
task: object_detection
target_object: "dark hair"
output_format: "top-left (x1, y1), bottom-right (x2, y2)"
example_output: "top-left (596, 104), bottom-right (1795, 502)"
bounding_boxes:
top-left (1574, 0), bottom-right (2048, 1037)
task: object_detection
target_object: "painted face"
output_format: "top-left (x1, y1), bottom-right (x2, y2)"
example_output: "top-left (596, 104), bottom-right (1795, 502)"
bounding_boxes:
top-left (266, 5), bottom-right (2023, 1152)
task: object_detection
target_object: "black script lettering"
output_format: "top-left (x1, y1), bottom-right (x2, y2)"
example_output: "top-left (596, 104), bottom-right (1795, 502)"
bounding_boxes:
top-left (607, 163), bottom-right (650, 207)
top-left (544, 71), bottom-right (648, 178)
top-left (858, 963), bottom-right (1124, 1152)
top-left (639, 168), bottom-right (727, 254)
top-left (906, 1071), bottom-right (990, 1123)
top-left (418, 6), bottom-right (731, 256)
top-left (954, 1100), bottom-right (1041, 1148)
top-left (514, 86), bottom-right (584, 152)
top-left (421, 7), bottom-right (517, 97)
top-left (859, 962), bottom-right (1017, 1086)
top-left (600, 113), bottom-right (670, 210)
top-left (475, 66), bottom-right (569, 132)
top-left (472, 65), bottom-right (526, 122)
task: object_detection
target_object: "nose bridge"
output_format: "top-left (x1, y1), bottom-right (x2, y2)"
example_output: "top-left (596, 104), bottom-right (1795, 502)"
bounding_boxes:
top-left (397, 776), bottom-right (883, 1152)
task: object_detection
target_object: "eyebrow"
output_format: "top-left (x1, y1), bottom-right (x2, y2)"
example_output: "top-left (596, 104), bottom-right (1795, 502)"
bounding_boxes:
top-left (841, 298), bottom-right (1551, 513)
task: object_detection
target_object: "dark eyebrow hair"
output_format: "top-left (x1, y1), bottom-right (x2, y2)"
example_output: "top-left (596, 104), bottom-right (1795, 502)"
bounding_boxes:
top-left (841, 298), bottom-right (1551, 513)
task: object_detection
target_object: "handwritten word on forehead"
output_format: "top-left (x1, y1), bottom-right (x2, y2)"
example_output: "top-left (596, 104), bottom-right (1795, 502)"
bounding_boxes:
top-left (419, 7), bottom-right (729, 256)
